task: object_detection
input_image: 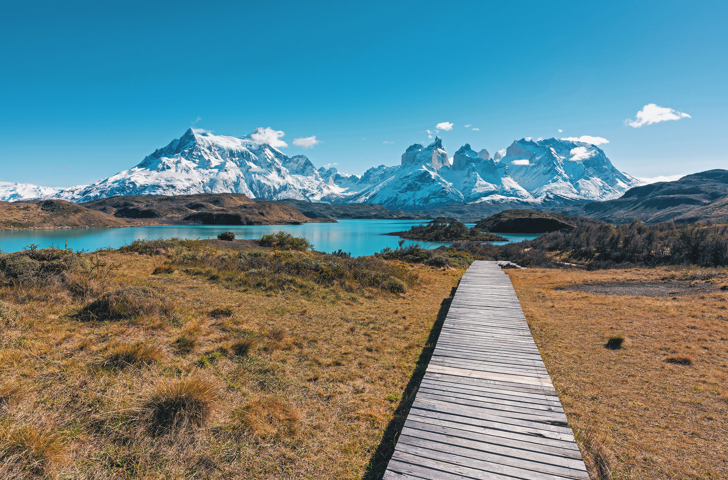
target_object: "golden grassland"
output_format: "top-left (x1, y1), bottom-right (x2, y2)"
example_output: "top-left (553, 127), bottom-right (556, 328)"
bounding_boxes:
top-left (0, 241), bottom-right (462, 479)
top-left (510, 267), bottom-right (728, 479)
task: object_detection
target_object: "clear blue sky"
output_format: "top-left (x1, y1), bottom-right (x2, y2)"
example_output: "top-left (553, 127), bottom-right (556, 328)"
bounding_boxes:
top-left (1, 0), bottom-right (726, 187)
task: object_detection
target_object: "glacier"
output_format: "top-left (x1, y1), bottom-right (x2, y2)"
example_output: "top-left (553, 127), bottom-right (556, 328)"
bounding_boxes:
top-left (0, 128), bottom-right (642, 211)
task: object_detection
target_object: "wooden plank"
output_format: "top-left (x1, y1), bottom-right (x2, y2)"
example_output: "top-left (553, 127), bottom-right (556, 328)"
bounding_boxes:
top-left (384, 261), bottom-right (587, 479)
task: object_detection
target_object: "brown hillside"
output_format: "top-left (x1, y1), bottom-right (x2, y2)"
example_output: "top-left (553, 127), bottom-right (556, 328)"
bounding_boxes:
top-left (0, 200), bottom-right (129, 230)
top-left (82, 194), bottom-right (335, 225)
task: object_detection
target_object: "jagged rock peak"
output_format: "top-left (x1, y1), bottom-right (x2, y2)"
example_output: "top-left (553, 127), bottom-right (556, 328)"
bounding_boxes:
top-left (478, 148), bottom-right (490, 161)
top-left (401, 137), bottom-right (448, 170)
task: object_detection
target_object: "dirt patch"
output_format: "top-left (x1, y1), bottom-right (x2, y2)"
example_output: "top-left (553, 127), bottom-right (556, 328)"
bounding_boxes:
top-left (557, 280), bottom-right (720, 297)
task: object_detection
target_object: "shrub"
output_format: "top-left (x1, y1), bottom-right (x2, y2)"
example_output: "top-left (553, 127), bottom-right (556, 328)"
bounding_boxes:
top-left (380, 276), bottom-right (407, 294)
top-left (665, 356), bottom-right (693, 365)
top-left (231, 339), bottom-right (256, 357)
top-left (0, 248), bottom-right (84, 285)
top-left (152, 264), bottom-right (175, 275)
top-left (102, 342), bottom-right (163, 369)
top-left (217, 232), bottom-right (235, 241)
top-left (209, 307), bottom-right (234, 318)
top-left (138, 377), bottom-right (217, 434)
top-left (120, 238), bottom-right (179, 256)
top-left (605, 335), bottom-right (625, 350)
top-left (77, 286), bottom-right (175, 322)
top-left (233, 396), bottom-right (300, 440)
top-left (258, 232), bottom-right (311, 251)
top-left (0, 422), bottom-right (64, 477)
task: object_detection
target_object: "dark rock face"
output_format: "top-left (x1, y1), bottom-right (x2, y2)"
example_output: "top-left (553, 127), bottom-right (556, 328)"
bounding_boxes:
top-left (183, 212), bottom-right (261, 225)
top-left (475, 209), bottom-right (581, 233)
top-left (217, 232), bottom-right (235, 241)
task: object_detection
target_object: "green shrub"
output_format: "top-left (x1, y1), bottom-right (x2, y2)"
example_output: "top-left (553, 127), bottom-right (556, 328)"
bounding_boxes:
top-left (380, 276), bottom-right (407, 294)
top-left (258, 232), bottom-right (311, 251)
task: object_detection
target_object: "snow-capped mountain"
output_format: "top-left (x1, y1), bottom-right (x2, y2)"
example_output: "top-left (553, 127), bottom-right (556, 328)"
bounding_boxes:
top-left (0, 128), bottom-right (642, 211)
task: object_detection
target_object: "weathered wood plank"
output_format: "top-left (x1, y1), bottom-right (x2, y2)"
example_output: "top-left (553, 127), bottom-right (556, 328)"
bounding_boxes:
top-left (383, 261), bottom-right (587, 479)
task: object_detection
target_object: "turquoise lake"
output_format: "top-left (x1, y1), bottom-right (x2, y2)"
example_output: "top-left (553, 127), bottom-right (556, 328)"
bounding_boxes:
top-left (0, 220), bottom-right (538, 257)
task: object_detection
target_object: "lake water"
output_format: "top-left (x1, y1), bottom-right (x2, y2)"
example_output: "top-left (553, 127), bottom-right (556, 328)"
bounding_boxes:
top-left (0, 220), bottom-right (538, 257)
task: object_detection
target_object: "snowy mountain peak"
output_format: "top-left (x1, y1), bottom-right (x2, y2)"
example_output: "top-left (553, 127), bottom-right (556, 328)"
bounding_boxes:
top-left (0, 129), bottom-right (642, 211)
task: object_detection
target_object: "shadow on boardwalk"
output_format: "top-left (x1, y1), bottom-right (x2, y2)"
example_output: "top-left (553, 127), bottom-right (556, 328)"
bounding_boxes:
top-left (362, 285), bottom-right (457, 480)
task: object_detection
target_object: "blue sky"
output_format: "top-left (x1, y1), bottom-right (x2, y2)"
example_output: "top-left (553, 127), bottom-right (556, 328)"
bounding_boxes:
top-left (1, 0), bottom-right (726, 187)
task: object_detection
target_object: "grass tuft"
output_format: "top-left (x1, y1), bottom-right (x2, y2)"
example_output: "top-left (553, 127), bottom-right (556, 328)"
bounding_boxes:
top-left (138, 377), bottom-right (217, 434)
top-left (209, 307), bottom-right (234, 318)
top-left (77, 286), bottom-right (174, 322)
top-left (380, 276), bottom-right (407, 294)
top-left (665, 355), bottom-right (693, 366)
top-left (0, 422), bottom-right (65, 477)
top-left (102, 341), bottom-right (164, 369)
top-left (233, 396), bottom-right (300, 440)
top-left (152, 264), bottom-right (175, 275)
top-left (605, 335), bottom-right (625, 350)
top-left (231, 339), bottom-right (256, 357)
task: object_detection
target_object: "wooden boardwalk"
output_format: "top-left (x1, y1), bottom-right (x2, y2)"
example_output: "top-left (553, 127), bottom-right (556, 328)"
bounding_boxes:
top-left (384, 261), bottom-right (588, 479)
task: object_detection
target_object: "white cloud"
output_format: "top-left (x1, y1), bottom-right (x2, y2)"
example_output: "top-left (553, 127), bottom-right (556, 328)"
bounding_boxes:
top-left (250, 127), bottom-right (287, 148)
top-left (569, 146), bottom-right (594, 161)
top-left (562, 135), bottom-right (609, 146)
top-left (436, 122), bottom-right (454, 131)
top-left (383, 140), bottom-right (394, 144)
top-left (640, 174), bottom-right (685, 184)
top-left (625, 103), bottom-right (691, 128)
top-left (512, 159), bottom-right (530, 166)
top-left (323, 163), bottom-right (338, 168)
top-left (525, 137), bottom-right (532, 141)
top-left (472, 127), bottom-right (480, 131)
top-left (426, 129), bottom-right (433, 135)
top-left (558, 129), bottom-right (563, 133)
top-left (292, 135), bottom-right (320, 149)
top-left (428, 135), bottom-right (433, 139)
top-left (464, 124), bottom-right (471, 128)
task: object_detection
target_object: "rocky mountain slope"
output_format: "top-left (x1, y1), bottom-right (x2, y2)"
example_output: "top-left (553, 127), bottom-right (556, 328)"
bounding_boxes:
top-left (0, 129), bottom-right (641, 212)
top-left (582, 170), bottom-right (728, 224)
top-left (0, 200), bottom-right (129, 230)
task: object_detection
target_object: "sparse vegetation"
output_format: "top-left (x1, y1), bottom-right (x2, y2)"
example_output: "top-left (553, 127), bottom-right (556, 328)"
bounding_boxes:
top-left (665, 355), bottom-right (693, 366)
top-left (0, 238), bottom-right (459, 478)
top-left (0, 421), bottom-right (65, 478)
top-left (258, 231), bottom-right (311, 251)
top-left (152, 263), bottom-right (175, 275)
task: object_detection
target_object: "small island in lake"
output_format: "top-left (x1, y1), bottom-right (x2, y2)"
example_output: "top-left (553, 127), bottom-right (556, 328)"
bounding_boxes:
top-left (388, 217), bottom-right (508, 242)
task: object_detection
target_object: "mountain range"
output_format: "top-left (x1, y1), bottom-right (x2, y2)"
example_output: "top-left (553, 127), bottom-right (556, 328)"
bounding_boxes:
top-left (0, 128), bottom-right (642, 211)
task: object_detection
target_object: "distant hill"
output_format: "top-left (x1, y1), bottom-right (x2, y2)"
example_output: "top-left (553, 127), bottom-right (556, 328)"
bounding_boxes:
top-left (474, 209), bottom-right (602, 233)
top-left (0, 200), bottom-right (129, 230)
top-left (582, 170), bottom-right (728, 224)
top-left (82, 194), bottom-right (333, 226)
top-left (256, 198), bottom-right (427, 220)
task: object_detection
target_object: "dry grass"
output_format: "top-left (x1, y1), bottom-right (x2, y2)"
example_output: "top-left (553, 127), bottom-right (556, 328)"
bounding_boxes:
top-left (0, 242), bottom-right (460, 478)
top-left (102, 341), bottom-right (164, 369)
top-left (152, 264), bottom-right (175, 275)
top-left (509, 267), bottom-right (728, 479)
top-left (0, 421), bottom-right (65, 478)
top-left (233, 396), bottom-right (300, 440)
top-left (138, 377), bottom-right (218, 434)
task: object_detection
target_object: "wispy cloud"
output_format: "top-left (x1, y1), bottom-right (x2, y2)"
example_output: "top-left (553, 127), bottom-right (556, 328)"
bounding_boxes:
top-left (626, 103), bottom-right (691, 128)
top-left (250, 127), bottom-right (288, 148)
top-left (472, 127), bottom-right (480, 131)
top-left (464, 124), bottom-right (471, 128)
top-left (191, 116), bottom-right (202, 126)
top-left (383, 140), bottom-right (394, 144)
top-left (512, 159), bottom-right (530, 166)
top-left (558, 129), bottom-right (563, 133)
top-left (435, 122), bottom-right (454, 131)
top-left (562, 135), bottom-right (609, 146)
top-left (292, 135), bottom-right (320, 149)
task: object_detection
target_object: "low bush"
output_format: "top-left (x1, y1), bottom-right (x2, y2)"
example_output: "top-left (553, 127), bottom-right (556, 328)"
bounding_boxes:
top-left (209, 307), bottom-right (234, 318)
top-left (258, 232), bottom-right (311, 251)
top-left (77, 286), bottom-right (175, 322)
top-left (233, 396), bottom-right (300, 440)
top-left (380, 276), bottom-right (407, 294)
top-left (217, 232), bottom-right (235, 241)
top-left (138, 377), bottom-right (217, 434)
top-left (0, 248), bottom-right (85, 286)
top-left (605, 335), bottom-right (625, 350)
top-left (665, 356), bottom-right (693, 366)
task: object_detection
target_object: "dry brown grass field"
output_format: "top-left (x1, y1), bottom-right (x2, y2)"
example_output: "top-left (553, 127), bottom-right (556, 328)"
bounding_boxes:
top-left (0, 240), bottom-right (462, 479)
top-left (510, 267), bottom-right (728, 479)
